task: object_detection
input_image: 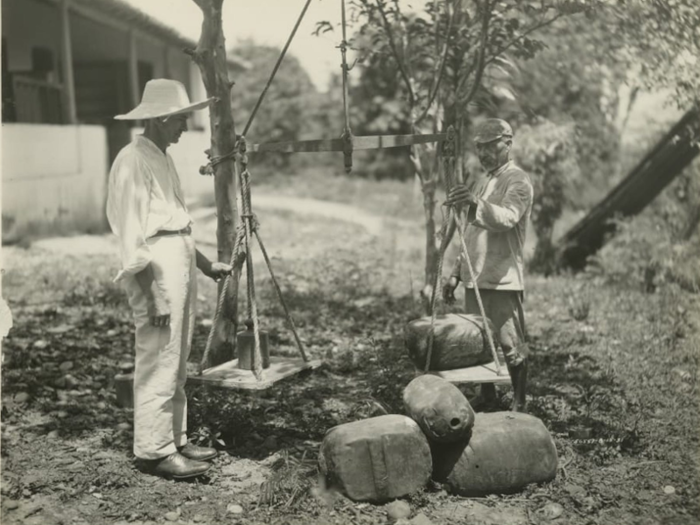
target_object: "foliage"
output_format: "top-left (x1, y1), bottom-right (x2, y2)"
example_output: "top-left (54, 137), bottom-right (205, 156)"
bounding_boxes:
top-left (579, 153), bottom-right (700, 292)
top-left (229, 40), bottom-right (320, 169)
top-left (511, 118), bottom-right (579, 274)
top-left (510, 0), bottom-right (700, 211)
top-left (509, 14), bottom-right (625, 211)
top-left (344, 0), bottom-right (598, 126)
top-left (587, 217), bottom-right (700, 295)
top-left (607, 0), bottom-right (700, 108)
top-left (314, 0), bottom-right (598, 311)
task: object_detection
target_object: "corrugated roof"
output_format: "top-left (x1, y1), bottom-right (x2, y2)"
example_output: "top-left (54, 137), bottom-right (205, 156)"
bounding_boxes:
top-left (70, 0), bottom-right (250, 69)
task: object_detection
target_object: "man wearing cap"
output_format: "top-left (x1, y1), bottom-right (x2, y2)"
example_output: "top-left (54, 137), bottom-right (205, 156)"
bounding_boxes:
top-left (107, 79), bottom-right (232, 478)
top-left (443, 118), bottom-right (533, 412)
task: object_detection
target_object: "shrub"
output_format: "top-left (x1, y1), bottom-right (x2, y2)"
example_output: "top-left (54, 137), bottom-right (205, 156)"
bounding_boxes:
top-left (512, 118), bottom-right (580, 275)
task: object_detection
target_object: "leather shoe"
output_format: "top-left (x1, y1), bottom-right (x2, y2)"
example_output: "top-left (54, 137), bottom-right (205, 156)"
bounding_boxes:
top-left (152, 452), bottom-right (211, 480)
top-left (178, 443), bottom-right (218, 462)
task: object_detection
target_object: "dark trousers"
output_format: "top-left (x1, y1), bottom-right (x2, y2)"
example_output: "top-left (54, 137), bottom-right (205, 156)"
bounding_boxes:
top-left (463, 288), bottom-right (528, 367)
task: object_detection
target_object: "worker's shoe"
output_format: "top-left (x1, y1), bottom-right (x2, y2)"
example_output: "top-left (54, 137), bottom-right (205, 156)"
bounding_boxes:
top-left (152, 452), bottom-right (211, 480)
top-left (508, 360), bottom-right (528, 413)
top-left (178, 443), bottom-right (218, 462)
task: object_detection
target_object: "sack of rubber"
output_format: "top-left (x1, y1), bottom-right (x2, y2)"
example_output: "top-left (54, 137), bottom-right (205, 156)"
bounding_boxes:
top-left (432, 412), bottom-right (558, 496)
top-left (405, 313), bottom-right (494, 371)
top-left (318, 414), bottom-right (432, 502)
top-left (403, 375), bottom-right (475, 444)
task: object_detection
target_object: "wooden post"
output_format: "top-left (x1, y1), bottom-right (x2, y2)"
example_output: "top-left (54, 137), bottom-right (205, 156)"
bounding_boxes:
top-left (127, 29), bottom-right (140, 109)
top-left (163, 45), bottom-right (171, 78)
top-left (59, 0), bottom-right (77, 124)
top-left (189, 0), bottom-right (238, 366)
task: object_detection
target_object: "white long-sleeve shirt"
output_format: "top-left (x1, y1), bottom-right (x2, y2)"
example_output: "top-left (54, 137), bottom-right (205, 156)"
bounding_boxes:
top-left (451, 161), bottom-right (533, 291)
top-left (106, 135), bottom-right (192, 283)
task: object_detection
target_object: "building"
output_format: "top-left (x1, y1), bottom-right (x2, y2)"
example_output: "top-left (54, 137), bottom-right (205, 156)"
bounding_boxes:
top-left (1, 0), bottom-right (247, 242)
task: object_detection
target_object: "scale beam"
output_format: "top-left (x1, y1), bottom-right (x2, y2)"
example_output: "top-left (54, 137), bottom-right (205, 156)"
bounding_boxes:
top-left (249, 133), bottom-right (447, 154)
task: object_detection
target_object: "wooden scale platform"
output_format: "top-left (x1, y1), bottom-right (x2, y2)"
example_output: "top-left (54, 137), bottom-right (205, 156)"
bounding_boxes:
top-left (427, 361), bottom-right (511, 386)
top-left (188, 357), bottom-right (323, 391)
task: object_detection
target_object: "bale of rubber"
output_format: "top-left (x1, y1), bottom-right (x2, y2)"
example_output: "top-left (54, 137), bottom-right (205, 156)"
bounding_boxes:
top-left (405, 314), bottom-right (494, 371)
top-left (319, 414), bottom-right (432, 502)
top-left (432, 412), bottom-right (558, 496)
top-left (403, 375), bottom-right (475, 443)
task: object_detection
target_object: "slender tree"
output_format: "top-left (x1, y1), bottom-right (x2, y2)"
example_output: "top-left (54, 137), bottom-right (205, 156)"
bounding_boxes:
top-left (187, 0), bottom-right (239, 365)
top-left (340, 0), bottom-right (592, 312)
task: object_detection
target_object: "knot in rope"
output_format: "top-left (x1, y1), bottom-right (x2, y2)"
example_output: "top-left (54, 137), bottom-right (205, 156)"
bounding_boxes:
top-left (199, 135), bottom-right (245, 176)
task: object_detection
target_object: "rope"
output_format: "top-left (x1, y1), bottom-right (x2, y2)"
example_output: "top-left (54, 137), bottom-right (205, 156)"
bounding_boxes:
top-left (424, 129), bottom-right (457, 372)
top-left (424, 127), bottom-right (503, 375)
top-left (199, 0), bottom-right (313, 175)
top-left (452, 210), bottom-right (503, 374)
top-left (238, 142), bottom-right (264, 381)
top-left (253, 229), bottom-right (309, 362)
top-left (242, 0), bottom-right (313, 138)
top-left (338, 0), bottom-right (356, 173)
top-left (340, 0), bottom-right (352, 135)
top-left (424, 212), bottom-right (450, 372)
top-left (199, 136), bottom-right (309, 378)
top-left (199, 225), bottom-right (246, 373)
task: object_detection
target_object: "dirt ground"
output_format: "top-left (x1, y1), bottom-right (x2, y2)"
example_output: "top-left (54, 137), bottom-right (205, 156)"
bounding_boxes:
top-left (1, 195), bottom-right (698, 525)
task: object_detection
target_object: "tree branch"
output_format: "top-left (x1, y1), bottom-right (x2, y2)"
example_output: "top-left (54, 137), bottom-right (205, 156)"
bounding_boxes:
top-left (483, 12), bottom-right (564, 67)
top-left (375, 0), bottom-right (415, 106)
top-left (415, 1), bottom-right (455, 125)
top-left (457, 0), bottom-right (492, 107)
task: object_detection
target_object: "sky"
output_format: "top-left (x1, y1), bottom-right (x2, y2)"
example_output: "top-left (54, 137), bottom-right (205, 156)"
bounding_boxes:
top-left (122, 0), bottom-right (428, 92)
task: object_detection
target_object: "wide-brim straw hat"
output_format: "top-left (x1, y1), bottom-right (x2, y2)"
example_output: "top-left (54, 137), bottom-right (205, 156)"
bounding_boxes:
top-left (115, 79), bottom-right (215, 120)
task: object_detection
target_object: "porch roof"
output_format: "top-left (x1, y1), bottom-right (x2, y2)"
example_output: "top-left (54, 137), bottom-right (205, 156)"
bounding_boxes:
top-left (45, 0), bottom-right (250, 70)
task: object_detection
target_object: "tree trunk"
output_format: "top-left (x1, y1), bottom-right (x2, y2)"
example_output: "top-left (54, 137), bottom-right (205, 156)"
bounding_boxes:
top-left (189, 0), bottom-right (238, 366)
top-left (530, 225), bottom-right (556, 276)
top-left (421, 178), bottom-right (439, 313)
top-left (682, 203), bottom-right (700, 241)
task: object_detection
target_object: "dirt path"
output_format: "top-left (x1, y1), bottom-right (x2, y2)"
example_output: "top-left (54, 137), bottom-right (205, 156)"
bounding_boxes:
top-left (190, 193), bottom-right (405, 237)
top-left (29, 194), bottom-right (400, 258)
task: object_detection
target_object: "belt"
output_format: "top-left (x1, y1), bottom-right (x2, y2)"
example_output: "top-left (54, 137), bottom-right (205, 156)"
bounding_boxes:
top-left (152, 225), bottom-right (192, 238)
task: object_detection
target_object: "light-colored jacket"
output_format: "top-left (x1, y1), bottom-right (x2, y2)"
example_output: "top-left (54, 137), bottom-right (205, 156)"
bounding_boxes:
top-left (451, 160), bottom-right (533, 291)
top-left (106, 135), bottom-right (192, 283)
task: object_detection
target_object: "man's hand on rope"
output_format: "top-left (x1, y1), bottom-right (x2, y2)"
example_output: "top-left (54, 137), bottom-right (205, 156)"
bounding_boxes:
top-left (206, 262), bottom-right (233, 283)
top-left (445, 185), bottom-right (478, 208)
top-left (442, 276), bottom-right (460, 305)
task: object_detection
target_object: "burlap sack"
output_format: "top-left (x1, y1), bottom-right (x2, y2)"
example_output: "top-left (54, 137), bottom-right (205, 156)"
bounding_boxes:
top-left (405, 313), bottom-right (494, 371)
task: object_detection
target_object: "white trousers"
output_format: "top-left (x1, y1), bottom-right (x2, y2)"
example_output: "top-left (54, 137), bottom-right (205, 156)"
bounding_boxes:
top-left (123, 235), bottom-right (197, 460)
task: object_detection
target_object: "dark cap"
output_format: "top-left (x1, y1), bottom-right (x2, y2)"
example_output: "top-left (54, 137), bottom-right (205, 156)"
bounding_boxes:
top-left (474, 118), bottom-right (513, 144)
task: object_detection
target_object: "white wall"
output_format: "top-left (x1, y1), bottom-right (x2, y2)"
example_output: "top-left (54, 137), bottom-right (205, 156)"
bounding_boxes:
top-left (188, 64), bottom-right (210, 131)
top-left (2, 124), bottom-right (109, 241)
top-left (170, 130), bottom-right (216, 203)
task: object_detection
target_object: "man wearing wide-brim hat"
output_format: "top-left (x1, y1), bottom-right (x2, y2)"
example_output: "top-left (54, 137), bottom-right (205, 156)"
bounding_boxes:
top-left (107, 79), bottom-right (232, 479)
top-left (443, 118), bottom-right (533, 413)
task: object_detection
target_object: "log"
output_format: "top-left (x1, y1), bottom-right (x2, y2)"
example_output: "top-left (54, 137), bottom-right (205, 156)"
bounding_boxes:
top-left (558, 107), bottom-right (700, 270)
top-left (189, 0), bottom-right (238, 365)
